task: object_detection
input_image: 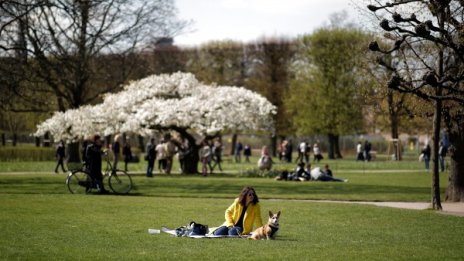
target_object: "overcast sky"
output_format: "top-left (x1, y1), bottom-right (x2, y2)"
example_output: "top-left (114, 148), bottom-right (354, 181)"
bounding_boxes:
top-left (174, 0), bottom-right (363, 47)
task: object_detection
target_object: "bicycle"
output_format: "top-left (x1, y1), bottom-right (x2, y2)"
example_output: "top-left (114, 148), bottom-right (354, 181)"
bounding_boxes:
top-left (66, 152), bottom-right (133, 194)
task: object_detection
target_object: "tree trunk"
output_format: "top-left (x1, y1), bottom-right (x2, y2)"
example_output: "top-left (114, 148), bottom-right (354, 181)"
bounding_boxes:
top-left (388, 90), bottom-right (401, 160)
top-left (334, 134), bottom-right (343, 159)
top-left (43, 132), bottom-right (50, 147)
top-left (445, 114), bottom-right (464, 202)
top-left (138, 135), bottom-right (145, 153)
top-left (230, 133), bottom-right (237, 156)
top-left (270, 134), bottom-right (277, 157)
top-left (431, 26), bottom-right (444, 210)
top-left (431, 100), bottom-right (442, 210)
top-left (2, 133), bottom-right (5, 146)
top-left (12, 133), bottom-right (17, 146)
top-left (327, 133), bottom-right (336, 159)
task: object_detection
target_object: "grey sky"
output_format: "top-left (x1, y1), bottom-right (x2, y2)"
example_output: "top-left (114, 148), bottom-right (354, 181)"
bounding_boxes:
top-left (174, 0), bottom-right (362, 47)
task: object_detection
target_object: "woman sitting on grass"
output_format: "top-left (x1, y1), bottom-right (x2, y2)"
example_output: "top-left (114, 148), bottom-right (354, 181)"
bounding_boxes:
top-left (212, 186), bottom-right (263, 236)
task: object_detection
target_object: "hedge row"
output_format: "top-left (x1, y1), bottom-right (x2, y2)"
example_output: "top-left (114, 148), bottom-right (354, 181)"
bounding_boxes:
top-left (0, 146), bottom-right (55, 161)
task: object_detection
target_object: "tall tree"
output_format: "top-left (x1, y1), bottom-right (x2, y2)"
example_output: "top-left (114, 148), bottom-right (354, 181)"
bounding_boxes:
top-left (286, 28), bottom-right (369, 159)
top-left (368, 1), bottom-right (464, 206)
top-left (361, 46), bottom-right (429, 160)
top-left (246, 39), bottom-right (295, 156)
top-left (0, 0), bottom-right (188, 112)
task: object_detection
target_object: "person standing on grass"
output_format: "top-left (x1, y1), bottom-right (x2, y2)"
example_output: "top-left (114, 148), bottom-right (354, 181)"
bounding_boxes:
top-left (122, 140), bottom-right (132, 172)
top-left (438, 141), bottom-right (447, 172)
top-left (111, 134), bottom-right (121, 174)
top-left (234, 141), bottom-right (243, 163)
top-left (54, 140), bottom-right (67, 173)
top-left (199, 140), bottom-right (212, 176)
top-left (313, 143), bottom-right (323, 162)
top-left (211, 138), bottom-right (223, 172)
top-left (212, 186), bottom-right (263, 236)
top-left (421, 143), bottom-right (431, 172)
top-left (85, 135), bottom-right (109, 193)
top-left (243, 144), bottom-right (252, 163)
top-left (356, 141), bottom-right (364, 161)
top-left (155, 139), bottom-right (168, 173)
top-left (146, 138), bottom-right (156, 177)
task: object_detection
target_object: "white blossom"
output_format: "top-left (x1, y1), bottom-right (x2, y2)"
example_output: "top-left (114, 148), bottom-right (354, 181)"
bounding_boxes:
top-left (35, 72), bottom-right (276, 141)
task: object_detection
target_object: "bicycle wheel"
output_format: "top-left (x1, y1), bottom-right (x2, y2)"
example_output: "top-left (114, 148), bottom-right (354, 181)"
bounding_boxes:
top-left (108, 170), bottom-right (132, 194)
top-left (67, 170), bottom-right (93, 194)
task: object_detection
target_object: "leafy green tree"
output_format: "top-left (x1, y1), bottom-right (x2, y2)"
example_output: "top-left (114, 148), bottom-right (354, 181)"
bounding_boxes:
top-left (286, 28), bottom-right (370, 159)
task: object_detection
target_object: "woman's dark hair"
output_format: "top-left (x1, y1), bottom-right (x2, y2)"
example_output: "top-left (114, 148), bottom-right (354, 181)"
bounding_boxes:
top-left (238, 186), bottom-right (259, 206)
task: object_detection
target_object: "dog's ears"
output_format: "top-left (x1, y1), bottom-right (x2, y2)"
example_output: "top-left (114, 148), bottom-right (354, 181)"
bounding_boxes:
top-left (269, 210), bottom-right (281, 218)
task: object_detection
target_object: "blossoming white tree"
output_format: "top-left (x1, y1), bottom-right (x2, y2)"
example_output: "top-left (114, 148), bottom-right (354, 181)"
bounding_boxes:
top-left (35, 72), bottom-right (276, 173)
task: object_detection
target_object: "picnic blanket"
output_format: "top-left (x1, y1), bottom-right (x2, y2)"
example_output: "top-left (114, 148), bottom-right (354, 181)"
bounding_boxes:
top-left (147, 227), bottom-right (247, 239)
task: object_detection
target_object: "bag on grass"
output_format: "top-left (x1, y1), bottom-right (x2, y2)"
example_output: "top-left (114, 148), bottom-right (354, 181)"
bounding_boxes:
top-left (175, 221), bottom-right (208, 237)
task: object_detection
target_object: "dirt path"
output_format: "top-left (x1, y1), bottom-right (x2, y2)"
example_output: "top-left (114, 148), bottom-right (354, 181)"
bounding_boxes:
top-left (307, 200), bottom-right (464, 217)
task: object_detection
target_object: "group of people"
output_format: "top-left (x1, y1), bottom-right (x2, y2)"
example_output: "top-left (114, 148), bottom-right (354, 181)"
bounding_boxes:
top-left (233, 141), bottom-right (252, 163)
top-left (145, 134), bottom-right (179, 177)
top-left (420, 141), bottom-right (447, 172)
top-left (275, 162), bottom-right (347, 182)
top-left (54, 134), bottom-right (133, 175)
top-left (199, 138), bottom-right (224, 176)
top-left (356, 140), bottom-right (372, 161)
top-left (278, 140), bottom-right (324, 164)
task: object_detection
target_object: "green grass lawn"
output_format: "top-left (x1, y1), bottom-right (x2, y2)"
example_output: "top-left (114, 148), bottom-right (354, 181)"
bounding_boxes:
top-left (0, 156), bottom-right (461, 260)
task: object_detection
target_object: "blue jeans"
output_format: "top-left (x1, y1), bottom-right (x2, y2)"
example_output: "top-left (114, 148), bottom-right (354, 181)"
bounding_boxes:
top-left (424, 156), bottom-right (430, 170)
top-left (146, 158), bottom-right (155, 177)
top-left (213, 226), bottom-right (242, 236)
top-left (439, 156), bottom-right (445, 172)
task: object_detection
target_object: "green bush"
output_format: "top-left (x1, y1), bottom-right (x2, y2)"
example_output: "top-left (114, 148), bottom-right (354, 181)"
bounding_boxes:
top-left (0, 146), bottom-right (55, 161)
top-left (239, 167), bottom-right (282, 178)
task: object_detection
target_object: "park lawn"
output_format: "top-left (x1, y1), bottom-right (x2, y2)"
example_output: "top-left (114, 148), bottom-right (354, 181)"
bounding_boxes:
top-left (0, 159), bottom-right (457, 260)
top-left (1, 193), bottom-right (463, 261)
top-left (0, 155), bottom-right (431, 174)
top-left (0, 172), bottom-right (449, 202)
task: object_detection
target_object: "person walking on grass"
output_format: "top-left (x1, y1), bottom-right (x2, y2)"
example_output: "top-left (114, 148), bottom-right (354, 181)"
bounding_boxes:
top-left (54, 140), bottom-right (67, 173)
top-left (85, 135), bottom-right (109, 193)
top-left (211, 138), bottom-right (223, 172)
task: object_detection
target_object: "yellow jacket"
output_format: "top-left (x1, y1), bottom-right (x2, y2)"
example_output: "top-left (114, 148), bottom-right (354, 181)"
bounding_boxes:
top-left (222, 198), bottom-right (264, 235)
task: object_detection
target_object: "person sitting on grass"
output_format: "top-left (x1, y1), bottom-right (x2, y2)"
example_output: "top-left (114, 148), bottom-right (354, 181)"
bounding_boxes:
top-left (258, 146), bottom-right (273, 171)
top-left (310, 164), bottom-right (347, 182)
top-left (212, 186), bottom-right (263, 236)
top-left (287, 162), bottom-right (311, 181)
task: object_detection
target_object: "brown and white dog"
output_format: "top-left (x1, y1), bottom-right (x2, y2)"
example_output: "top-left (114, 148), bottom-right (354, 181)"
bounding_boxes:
top-left (250, 210), bottom-right (281, 240)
